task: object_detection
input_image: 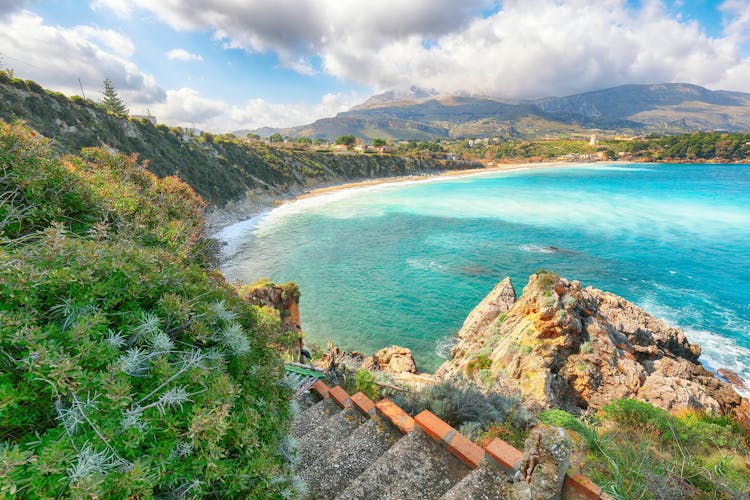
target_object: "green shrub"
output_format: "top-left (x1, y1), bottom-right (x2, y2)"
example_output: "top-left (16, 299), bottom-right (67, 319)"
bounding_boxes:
top-left (534, 270), bottom-right (558, 291)
top-left (0, 122), bottom-right (295, 497)
top-left (466, 354), bottom-right (492, 375)
top-left (355, 369), bottom-right (378, 400)
top-left (393, 378), bottom-right (533, 440)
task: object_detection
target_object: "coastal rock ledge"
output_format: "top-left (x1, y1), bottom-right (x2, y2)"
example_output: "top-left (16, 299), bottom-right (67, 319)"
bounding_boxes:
top-left (438, 272), bottom-right (750, 427)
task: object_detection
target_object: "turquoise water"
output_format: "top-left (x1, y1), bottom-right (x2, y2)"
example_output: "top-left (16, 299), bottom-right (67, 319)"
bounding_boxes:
top-left (219, 163), bottom-right (750, 388)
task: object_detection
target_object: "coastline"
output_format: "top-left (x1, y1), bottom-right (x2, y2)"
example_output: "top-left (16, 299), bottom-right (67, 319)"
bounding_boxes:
top-left (207, 159), bottom-right (605, 233)
top-left (212, 159), bottom-right (750, 398)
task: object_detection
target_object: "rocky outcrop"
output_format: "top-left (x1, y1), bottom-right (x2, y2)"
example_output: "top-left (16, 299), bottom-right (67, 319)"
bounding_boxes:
top-left (439, 272), bottom-right (749, 425)
top-left (438, 278), bottom-right (516, 378)
top-left (362, 345), bottom-right (418, 374)
top-left (239, 280), bottom-right (301, 333)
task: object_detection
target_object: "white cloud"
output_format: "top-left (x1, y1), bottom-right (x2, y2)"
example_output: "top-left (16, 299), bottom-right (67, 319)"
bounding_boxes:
top-left (166, 48), bottom-right (204, 62)
top-left (74, 25), bottom-right (135, 57)
top-left (90, 0), bottom-right (133, 18)
top-left (145, 87), bottom-right (363, 132)
top-left (95, 0), bottom-right (750, 98)
top-left (0, 0), bottom-right (30, 17)
top-left (150, 88), bottom-right (226, 124)
top-left (0, 10), bottom-right (164, 105)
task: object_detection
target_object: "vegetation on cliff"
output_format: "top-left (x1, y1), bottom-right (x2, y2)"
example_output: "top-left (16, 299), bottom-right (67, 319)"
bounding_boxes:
top-left (447, 132), bottom-right (750, 163)
top-left (0, 122), bottom-right (296, 497)
top-left (0, 75), bottom-right (474, 208)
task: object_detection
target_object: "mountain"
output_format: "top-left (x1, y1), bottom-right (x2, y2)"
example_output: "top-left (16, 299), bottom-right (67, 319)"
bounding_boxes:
top-left (257, 83), bottom-right (750, 140)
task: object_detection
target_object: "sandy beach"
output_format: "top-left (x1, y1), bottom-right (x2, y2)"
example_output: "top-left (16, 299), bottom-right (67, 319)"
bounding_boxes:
top-left (207, 159), bottom-right (607, 232)
top-left (296, 160), bottom-right (589, 200)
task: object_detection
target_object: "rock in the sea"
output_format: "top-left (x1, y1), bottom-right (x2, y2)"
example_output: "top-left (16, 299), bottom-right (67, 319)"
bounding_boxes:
top-left (718, 368), bottom-right (747, 390)
top-left (438, 272), bottom-right (749, 423)
top-left (362, 345), bottom-right (417, 374)
top-left (512, 424), bottom-right (571, 500)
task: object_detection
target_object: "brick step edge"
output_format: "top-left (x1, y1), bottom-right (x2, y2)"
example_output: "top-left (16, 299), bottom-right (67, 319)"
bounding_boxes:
top-left (305, 381), bottom-right (605, 499)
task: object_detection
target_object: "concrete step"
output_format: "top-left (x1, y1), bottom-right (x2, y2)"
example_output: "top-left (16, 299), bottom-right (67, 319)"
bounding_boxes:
top-left (295, 391), bottom-right (319, 412)
top-left (297, 406), bottom-right (368, 467)
top-left (291, 398), bottom-right (341, 439)
top-left (439, 461), bottom-right (513, 499)
top-left (335, 428), bottom-right (470, 500)
top-left (298, 414), bottom-right (402, 499)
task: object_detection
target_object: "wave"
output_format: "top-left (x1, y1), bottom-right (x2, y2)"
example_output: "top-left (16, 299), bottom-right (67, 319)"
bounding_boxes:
top-left (435, 334), bottom-right (459, 359)
top-left (637, 297), bottom-right (750, 398)
top-left (406, 257), bottom-right (446, 272)
top-left (519, 244), bottom-right (556, 254)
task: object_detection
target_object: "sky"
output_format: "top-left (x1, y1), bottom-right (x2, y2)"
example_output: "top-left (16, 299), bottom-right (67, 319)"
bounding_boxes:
top-left (1, 0), bottom-right (749, 132)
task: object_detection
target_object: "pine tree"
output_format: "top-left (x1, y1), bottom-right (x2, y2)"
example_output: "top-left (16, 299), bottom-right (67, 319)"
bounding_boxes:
top-left (101, 77), bottom-right (128, 116)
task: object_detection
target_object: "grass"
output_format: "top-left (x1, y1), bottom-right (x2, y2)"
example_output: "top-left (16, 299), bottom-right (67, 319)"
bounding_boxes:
top-left (539, 400), bottom-right (750, 499)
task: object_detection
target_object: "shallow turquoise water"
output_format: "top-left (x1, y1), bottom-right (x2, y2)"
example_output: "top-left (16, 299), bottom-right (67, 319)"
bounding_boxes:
top-left (219, 163), bottom-right (750, 386)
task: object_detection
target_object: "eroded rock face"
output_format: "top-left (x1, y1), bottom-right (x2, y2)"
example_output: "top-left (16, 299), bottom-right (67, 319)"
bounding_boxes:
top-left (438, 272), bottom-right (749, 423)
top-left (239, 281), bottom-right (301, 333)
top-left (362, 345), bottom-right (418, 374)
top-left (438, 278), bottom-right (516, 378)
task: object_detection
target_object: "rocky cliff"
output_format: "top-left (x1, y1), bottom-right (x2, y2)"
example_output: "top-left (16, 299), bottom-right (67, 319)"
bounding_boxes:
top-left (239, 280), bottom-right (302, 334)
top-left (438, 272), bottom-right (750, 427)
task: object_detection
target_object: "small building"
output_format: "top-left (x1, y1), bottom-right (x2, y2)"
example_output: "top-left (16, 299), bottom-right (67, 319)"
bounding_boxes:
top-left (132, 114), bottom-right (157, 125)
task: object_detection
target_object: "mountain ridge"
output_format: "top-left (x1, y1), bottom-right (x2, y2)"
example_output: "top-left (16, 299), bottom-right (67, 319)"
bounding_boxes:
top-left (248, 83), bottom-right (750, 140)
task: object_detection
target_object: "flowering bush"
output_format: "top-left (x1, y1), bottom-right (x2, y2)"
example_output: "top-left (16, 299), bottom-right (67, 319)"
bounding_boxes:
top-left (0, 121), bottom-right (295, 497)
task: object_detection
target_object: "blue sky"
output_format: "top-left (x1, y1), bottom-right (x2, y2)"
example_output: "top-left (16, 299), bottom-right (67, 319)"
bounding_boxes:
top-left (1, 0), bottom-right (749, 132)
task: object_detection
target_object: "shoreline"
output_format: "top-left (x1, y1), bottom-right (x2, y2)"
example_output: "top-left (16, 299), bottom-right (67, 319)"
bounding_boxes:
top-left (212, 159), bottom-right (750, 398)
top-left (207, 159), bottom-right (605, 233)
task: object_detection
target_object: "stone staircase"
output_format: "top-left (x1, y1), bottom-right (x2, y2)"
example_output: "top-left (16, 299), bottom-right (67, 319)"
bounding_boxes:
top-left (292, 381), bottom-right (607, 499)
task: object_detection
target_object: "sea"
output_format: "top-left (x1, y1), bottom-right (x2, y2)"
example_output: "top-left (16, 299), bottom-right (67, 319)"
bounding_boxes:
top-left (218, 163), bottom-right (750, 393)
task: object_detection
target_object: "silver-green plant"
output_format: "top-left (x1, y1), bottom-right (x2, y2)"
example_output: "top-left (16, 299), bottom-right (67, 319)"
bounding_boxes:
top-left (211, 299), bottom-right (238, 323)
top-left (219, 322), bottom-right (250, 356)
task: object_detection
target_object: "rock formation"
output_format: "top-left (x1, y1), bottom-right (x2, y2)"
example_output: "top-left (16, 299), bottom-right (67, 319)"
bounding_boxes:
top-left (238, 280), bottom-right (301, 333)
top-left (362, 345), bottom-right (418, 374)
top-left (439, 272), bottom-right (749, 426)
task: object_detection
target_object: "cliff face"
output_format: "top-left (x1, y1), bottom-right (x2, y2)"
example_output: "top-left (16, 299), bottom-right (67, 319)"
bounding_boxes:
top-left (438, 272), bottom-right (749, 424)
top-left (0, 76), bottom-right (479, 207)
top-left (239, 281), bottom-right (302, 334)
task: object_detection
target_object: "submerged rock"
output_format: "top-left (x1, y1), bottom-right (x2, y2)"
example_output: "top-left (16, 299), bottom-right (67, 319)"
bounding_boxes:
top-left (438, 272), bottom-right (749, 425)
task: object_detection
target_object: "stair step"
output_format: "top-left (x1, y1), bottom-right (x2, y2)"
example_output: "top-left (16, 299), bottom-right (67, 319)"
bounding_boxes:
top-left (335, 428), bottom-right (470, 500)
top-left (297, 415), bottom-right (402, 499)
top-left (292, 398), bottom-right (341, 439)
top-left (295, 391), bottom-right (319, 412)
top-left (439, 460), bottom-right (513, 499)
top-left (297, 406), bottom-right (368, 465)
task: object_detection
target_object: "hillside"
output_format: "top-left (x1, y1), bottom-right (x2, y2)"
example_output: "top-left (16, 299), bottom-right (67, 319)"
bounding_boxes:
top-left (0, 75), bottom-right (475, 207)
top-left (262, 83), bottom-right (750, 141)
top-left (0, 122), bottom-right (298, 497)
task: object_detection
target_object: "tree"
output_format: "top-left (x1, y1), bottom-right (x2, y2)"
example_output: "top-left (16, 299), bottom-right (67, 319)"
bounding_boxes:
top-left (335, 134), bottom-right (356, 147)
top-left (100, 77), bottom-right (128, 116)
top-left (269, 133), bottom-right (284, 143)
top-left (373, 138), bottom-right (387, 147)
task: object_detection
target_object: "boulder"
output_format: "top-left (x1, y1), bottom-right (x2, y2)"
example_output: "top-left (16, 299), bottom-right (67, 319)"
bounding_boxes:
top-left (717, 368), bottom-right (747, 390)
top-left (362, 345), bottom-right (417, 374)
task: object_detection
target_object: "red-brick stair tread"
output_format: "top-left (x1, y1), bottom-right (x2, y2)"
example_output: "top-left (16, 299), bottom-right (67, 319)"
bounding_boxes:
top-left (291, 381), bottom-right (606, 499)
